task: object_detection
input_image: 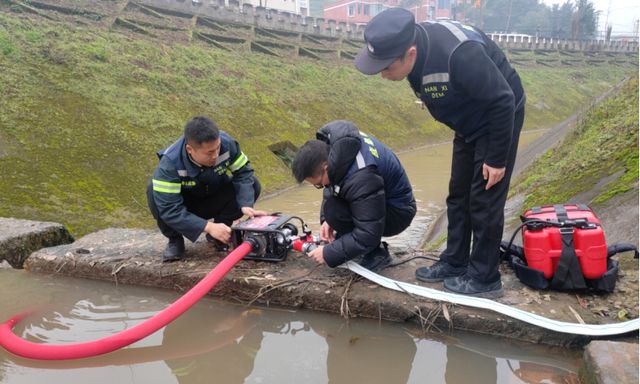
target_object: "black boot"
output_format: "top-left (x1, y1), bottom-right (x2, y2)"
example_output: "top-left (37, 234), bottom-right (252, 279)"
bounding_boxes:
top-left (359, 242), bottom-right (391, 272)
top-left (443, 274), bottom-right (503, 299)
top-left (163, 236), bottom-right (185, 262)
top-left (415, 260), bottom-right (467, 283)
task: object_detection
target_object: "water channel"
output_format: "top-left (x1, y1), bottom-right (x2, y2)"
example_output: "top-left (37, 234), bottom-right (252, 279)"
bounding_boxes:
top-left (0, 130), bottom-right (583, 383)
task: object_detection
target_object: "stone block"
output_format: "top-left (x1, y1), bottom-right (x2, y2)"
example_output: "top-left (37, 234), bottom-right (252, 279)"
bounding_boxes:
top-left (582, 341), bottom-right (639, 384)
top-left (0, 217), bottom-right (74, 268)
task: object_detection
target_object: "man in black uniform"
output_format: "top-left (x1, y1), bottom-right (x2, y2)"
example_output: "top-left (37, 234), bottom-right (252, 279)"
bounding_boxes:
top-left (354, 8), bottom-right (525, 298)
top-left (291, 120), bottom-right (416, 271)
top-left (147, 116), bottom-right (266, 262)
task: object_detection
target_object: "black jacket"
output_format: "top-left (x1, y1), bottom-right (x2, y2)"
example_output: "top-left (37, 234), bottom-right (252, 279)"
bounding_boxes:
top-left (407, 21), bottom-right (526, 168)
top-left (317, 121), bottom-right (414, 267)
top-left (150, 132), bottom-right (255, 242)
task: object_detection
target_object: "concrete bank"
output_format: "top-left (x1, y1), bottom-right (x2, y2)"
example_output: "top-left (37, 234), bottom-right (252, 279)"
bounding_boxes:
top-left (581, 340), bottom-right (639, 383)
top-left (9, 223), bottom-right (638, 348)
top-left (0, 217), bottom-right (73, 269)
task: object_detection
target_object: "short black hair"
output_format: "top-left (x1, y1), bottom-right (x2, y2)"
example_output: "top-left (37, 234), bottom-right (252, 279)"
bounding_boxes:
top-left (184, 116), bottom-right (220, 147)
top-left (292, 140), bottom-right (330, 183)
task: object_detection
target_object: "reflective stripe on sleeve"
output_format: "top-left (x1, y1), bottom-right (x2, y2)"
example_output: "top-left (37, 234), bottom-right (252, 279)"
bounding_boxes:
top-left (152, 179), bottom-right (181, 193)
top-left (229, 152), bottom-right (248, 172)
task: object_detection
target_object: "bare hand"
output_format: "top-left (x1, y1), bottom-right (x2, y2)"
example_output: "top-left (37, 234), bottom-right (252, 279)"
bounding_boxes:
top-left (482, 163), bottom-right (506, 190)
top-left (320, 221), bottom-right (335, 243)
top-left (307, 245), bottom-right (326, 264)
top-left (205, 222), bottom-right (232, 244)
top-left (241, 207), bottom-right (268, 218)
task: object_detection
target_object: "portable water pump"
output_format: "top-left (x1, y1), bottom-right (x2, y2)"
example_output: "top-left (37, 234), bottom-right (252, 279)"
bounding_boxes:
top-left (231, 214), bottom-right (318, 262)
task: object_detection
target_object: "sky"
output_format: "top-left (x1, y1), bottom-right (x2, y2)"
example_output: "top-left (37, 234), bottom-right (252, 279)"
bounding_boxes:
top-left (541, 0), bottom-right (639, 34)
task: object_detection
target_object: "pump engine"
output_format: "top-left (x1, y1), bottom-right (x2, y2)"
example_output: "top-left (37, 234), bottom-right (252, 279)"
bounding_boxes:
top-left (231, 214), bottom-right (314, 262)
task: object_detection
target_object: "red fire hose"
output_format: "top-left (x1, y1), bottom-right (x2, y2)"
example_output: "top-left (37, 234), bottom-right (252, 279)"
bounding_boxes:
top-left (0, 241), bottom-right (253, 361)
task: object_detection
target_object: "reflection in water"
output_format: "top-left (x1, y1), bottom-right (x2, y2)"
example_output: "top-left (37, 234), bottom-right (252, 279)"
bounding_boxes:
top-left (446, 345), bottom-right (497, 383)
top-left (0, 270), bottom-right (579, 384)
top-left (244, 312), bottom-right (418, 384)
top-left (509, 362), bottom-right (581, 384)
top-left (161, 307), bottom-right (262, 383)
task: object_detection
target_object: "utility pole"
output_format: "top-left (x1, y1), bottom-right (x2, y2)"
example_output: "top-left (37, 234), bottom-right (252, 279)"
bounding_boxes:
top-left (505, 0), bottom-right (513, 33)
top-left (603, 0), bottom-right (612, 39)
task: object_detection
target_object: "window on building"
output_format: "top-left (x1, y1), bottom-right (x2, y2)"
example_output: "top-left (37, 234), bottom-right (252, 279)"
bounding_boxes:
top-left (371, 4), bottom-right (384, 16)
top-left (348, 4), bottom-right (355, 16)
top-left (438, 0), bottom-right (450, 9)
top-left (357, 3), bottom-right (361, 14)
top-left (364, 4), bottom-right (370, 15)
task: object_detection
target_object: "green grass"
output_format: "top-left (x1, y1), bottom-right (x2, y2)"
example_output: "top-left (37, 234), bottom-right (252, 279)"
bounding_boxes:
top-left (0, 12), bottom-right (635, 236)
top-left (0, 28), bottom-right (15, 55)
top-left (514, 54), bottom-right (633, 130)
top-left (512, 77), bottom-right (639, 207)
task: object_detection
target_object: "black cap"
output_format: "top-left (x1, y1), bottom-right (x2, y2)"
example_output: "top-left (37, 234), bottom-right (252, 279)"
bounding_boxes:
top-left (354, 8), bottom-right (416, 75)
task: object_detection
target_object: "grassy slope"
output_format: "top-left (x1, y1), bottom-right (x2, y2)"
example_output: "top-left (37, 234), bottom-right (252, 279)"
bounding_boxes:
top-left (512, 77), bottom-right (639, 207)
top-left (0, 13), bottom-right (635, 236)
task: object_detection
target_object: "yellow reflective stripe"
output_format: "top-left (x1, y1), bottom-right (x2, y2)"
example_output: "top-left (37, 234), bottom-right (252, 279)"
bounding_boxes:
top-left (152, 179), bottom-right (181, 193)
top-left (153, 186), bottom-right (180, 193)
top-left (229, 152), bottom-right (248, 172)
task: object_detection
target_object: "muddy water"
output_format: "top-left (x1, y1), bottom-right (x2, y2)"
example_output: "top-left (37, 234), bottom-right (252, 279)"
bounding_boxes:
top-left (0, 130), bottom-right (581, 384)
top-left (0, 269), bottom-right (579, 384)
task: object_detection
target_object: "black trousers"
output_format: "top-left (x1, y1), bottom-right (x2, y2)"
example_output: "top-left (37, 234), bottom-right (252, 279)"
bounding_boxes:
top-left (324, 196), bottom-right (417, 240)
top-left (147, 177), bottom-right (261, 239)
top-left (441, 108), bottom-right (525, 283)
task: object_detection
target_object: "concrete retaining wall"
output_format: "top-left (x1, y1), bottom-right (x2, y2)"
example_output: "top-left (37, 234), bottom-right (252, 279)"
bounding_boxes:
top-left (140, 0), bottom-right (364, 40)
top-left (141, 0), bottom-right (638, 52)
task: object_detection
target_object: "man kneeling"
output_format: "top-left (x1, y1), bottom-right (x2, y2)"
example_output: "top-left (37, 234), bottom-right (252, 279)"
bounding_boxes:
top-left (147, 116), bottom-right (266, 262)
top-left (292, 120), bottom-right (416, 271)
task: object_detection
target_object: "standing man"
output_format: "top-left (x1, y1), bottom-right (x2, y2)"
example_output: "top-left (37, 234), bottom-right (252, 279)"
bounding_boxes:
top-left (291, 120), bottom-right (416, 271)
top-left (355, 8), bottom-right (525, 298)
top-left (147, 116), bottom-right (266, 262)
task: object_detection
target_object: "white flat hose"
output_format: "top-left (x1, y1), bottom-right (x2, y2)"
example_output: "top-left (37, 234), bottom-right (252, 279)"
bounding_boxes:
top-left (341, 261), bottom-right (639, 336)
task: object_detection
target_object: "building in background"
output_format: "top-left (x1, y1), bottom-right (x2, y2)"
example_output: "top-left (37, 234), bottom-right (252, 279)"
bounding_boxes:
top-left (309, 0), bottom-right (325, 17)
top-left (322, 0), bottom-right (457, 25)
top-left (323, 0), bottom-right (388, 24)
top-left (240, 0), bottom-right (310, 15)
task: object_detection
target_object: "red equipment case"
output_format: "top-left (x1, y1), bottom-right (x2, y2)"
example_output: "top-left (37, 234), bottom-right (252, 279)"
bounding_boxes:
top-left (522, 204), bottom-right (607, 279)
